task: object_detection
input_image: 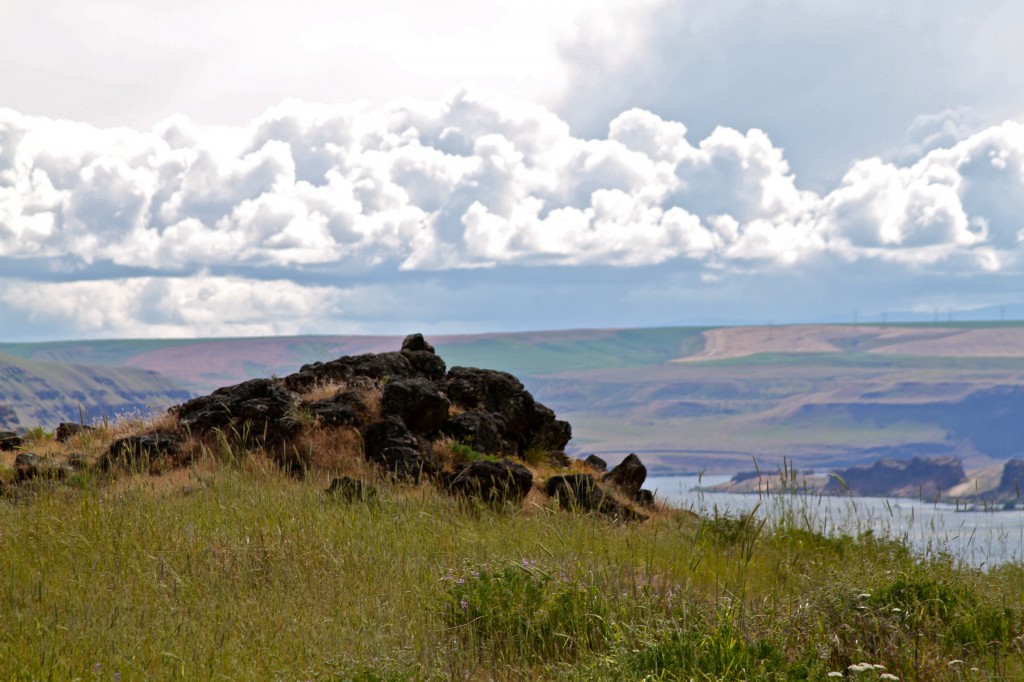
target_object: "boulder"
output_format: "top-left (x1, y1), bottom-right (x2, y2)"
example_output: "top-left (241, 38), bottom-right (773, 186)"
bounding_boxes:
top-left (401, 350), bottom-right (447, 381)
top-left (174, 378), bottom-right (300, 446)
top-left (304, 390), bottom-right (372, 428)
top-left (445, 367), bottom-right (535, 437)
top-left (441, 412), bottom-right (514, 455)
top-left (526, 403), bottom-right (573, 453)
top-left (381, 378), bottom-right (450, 436)
top-left (401, 333), bottom-right (435, 353)
top-left (99, 432), bottom-right (184, 473)
top-left (13, 452), bottom-right (75, 483)
top-left (0, 431), bottom-right (22, 451)
top-left (363, 416), bottom-right (434, 481)
top-left (544, 474), bottom-right (647, 522)
top-left (604, 453), bottom-right (647, 498)
top-left (444, 367), bottom-right (569, 457)
top-left (445, 458), bottom-right (533, 505)
top-left (326, 475), bottom-right (377, 502)
top-left (635, 489), bottom-right (656, 507)
top-left (55, 423), bottom-right (94, 443)
top-left (583, 455), bottom-right (608, 472)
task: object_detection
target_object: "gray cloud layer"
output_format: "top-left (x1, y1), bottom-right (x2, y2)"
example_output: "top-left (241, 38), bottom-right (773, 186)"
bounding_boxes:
top-left (556, 0), bottom-right (1024, 187)
top-left (1, 92), bottom-right (1023, 338)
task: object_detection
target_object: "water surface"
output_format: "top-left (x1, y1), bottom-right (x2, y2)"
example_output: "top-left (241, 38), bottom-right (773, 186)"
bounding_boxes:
top-left (649, 475), bottom-right (1024, 567)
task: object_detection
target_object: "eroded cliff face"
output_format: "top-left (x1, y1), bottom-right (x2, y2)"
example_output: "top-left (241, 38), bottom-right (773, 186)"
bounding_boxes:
top-left (824, 456), bottom-right (966, 498)
top-left (0, 354), bottom-right (191, 431)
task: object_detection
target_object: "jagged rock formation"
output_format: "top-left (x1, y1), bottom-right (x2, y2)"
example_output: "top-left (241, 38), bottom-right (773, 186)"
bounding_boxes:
top-left (824, 456), bottom-right (966, 498)
top-left (176, 335), bottom-right (645, 519)
top-left (3, 334), bottom-right (649, 521)
top-left (544, 474), bottom-right (648, 521)
top-left (444, 459), bottom-right (533, 505)
top-left (98, 433), bottom-right (185, 473)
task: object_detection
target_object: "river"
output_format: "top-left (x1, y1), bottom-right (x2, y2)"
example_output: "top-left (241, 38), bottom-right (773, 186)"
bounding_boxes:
top-left (649, 475), bottom-right (1024, 568)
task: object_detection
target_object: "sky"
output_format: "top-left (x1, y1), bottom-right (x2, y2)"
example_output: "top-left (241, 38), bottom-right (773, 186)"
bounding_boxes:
top-left (2, 0), bottom-right (1024, 340)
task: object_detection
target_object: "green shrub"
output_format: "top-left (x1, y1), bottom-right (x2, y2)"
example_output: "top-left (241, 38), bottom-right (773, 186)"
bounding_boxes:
top-left (439, 559), bottom-right (611, 663)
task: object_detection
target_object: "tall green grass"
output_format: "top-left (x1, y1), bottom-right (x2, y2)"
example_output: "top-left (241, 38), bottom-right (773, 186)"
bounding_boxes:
top-left (1, 460), bottom-right (1022, 680)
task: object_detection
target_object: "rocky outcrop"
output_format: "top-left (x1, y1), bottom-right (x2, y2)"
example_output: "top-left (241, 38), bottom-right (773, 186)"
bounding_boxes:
top-left (444, 367), bottom-right (571, 458)
top-left (824, 456), bottom-right (966, 498)
top-left (282, 346), bottom-right (446, 392)
top-left (381, 378), bottom-right (450, 436)
top-left (13, 452), bottom-right (79, 483)
top-left (174, 378), bottom-right (301, 446)
top-left (55, 422), bottom-right (94, 442)
top-left (544, 474), bottom-right (647, 522)
top-left (98, 432), bottom-right (184, 473)
top-left (303, 389), bottom-right (373, 428)
top-left (445, 458), bottom-right (533, 504)
top-left (363, 415), bottom-right (435, 481)
top-left (0, 431), bottom-right (22, 451)
top-left (584, 455), bottom-right (608, 472)
top-left (605, 453), bottom-right (647, 498)
top-left (326, 475), bottom-right (378, 502)
top-left (441, 411), bottom-right (511, 455)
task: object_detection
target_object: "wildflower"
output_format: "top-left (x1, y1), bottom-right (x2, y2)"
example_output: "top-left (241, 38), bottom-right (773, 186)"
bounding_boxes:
top-left (827, 673), bottom-right (843, 678)
top-left (879, 674), bottom-right (899, 681)
top-left (891, 607), bottom-right (901, 613)
top-left (460, 599), bottom-right (469, 611)
top-left (947, 659), bottom-right (964, 666)
top-left (848, 662), bottom-right (873, 672)
top-left (93, 662), bottom-right (102, 673)
top-left (858, 593), bottom-right (872, 599)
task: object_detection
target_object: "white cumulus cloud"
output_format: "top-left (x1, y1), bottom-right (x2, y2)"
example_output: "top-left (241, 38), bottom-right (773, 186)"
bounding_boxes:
top-left (1, 91), bottom-right (1024, 337)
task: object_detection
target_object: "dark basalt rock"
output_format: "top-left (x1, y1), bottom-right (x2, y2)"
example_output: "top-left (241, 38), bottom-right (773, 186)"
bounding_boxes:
top-left (14, 452), bottom-right (75, 483)
top-left (327, 475), bottom-right (377, 502)
top-left (363, 415), bottom-right (434, 481)
top-left (604, 453), bottom-right (647, 498)
top-left (445, 458), bottom-right (533, 504)
top-left (441, 412), bottom-right (514, 456)
top-left (401, 333), bottom-right (435, 353)
top-left (544, 473), bottom-right (647, 522)
top-left (285, 350), bottom-right (442, 391)
top-left (584, 455), bottom-right (608, 472)
top-left (634, 489), bottom-right (656, 507)
top-left (381, 378), bottom-right (450, 436)
top-left (55, 423), bottom-right (94, 442)
top-left (444, 367), bottom-right (569, 458)
top-left (401, 349), bottom-right (447, 381)
top-left (304, 390), bottom-right (372, 428)
top-left (174, 378), bottom-right (300, 446)
top-left (99, 432), bottom-right (184, 473)
top-left (0, 431), bottom-right (22, 451)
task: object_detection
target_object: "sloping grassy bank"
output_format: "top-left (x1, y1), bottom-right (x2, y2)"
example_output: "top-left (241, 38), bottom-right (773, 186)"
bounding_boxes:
top-left (2, 456), bottom-right (1023, 680)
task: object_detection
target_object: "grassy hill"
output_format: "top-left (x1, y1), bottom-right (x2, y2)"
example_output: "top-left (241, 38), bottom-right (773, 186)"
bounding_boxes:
top-left (1, 368), bottom-right (1022, 680)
